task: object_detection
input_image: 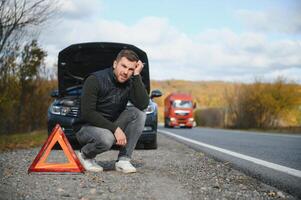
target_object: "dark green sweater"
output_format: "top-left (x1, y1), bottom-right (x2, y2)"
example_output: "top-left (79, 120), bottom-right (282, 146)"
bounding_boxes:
top-left (78, 70), bottom-right (149, 134)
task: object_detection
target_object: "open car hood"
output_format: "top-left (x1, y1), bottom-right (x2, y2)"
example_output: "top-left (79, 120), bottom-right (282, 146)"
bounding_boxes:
top-left (58, 42), bottom-right (150, 96)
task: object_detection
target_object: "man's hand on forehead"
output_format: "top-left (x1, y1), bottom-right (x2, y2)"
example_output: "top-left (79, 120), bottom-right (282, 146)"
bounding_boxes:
top-left (134, 60), bottom-right (144, 75)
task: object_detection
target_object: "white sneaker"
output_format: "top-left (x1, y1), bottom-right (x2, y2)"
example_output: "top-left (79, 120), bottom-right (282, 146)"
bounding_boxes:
top-left (115, 160), bottom-right (137, 173)
top-left (76, 152), bottom-right (103, 172)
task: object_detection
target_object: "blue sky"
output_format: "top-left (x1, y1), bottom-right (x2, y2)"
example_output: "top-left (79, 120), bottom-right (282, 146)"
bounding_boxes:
top-left (99, 0), bottom-right (300, 37)
top-left (41, 0), bottom-right (301, 82)
top-left (101, 1), bottom-right (234, 33)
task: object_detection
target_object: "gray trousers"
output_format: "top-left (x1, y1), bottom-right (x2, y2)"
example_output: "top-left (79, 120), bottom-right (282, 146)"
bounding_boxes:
top-left (75, 106), bottom-right (146, 160)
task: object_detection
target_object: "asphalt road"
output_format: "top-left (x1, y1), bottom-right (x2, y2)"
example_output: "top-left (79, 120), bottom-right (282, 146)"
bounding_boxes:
top-left (158, 125), bottom-right (301, 198)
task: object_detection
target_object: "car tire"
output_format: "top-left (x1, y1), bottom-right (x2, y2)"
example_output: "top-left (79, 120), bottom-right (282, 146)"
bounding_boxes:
top-left (144, 137), bottom-right (157, 149)
top-left (144, 141), bottom-right (157, 149)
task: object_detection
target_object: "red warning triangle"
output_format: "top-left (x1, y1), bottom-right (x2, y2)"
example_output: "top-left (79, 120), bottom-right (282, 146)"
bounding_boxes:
top-left (28, 124), bottom-right (85, 173)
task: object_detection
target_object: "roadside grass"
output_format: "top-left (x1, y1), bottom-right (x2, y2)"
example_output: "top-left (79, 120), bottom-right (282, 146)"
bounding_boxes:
top-left (0, 130), bottom-right (48, 152)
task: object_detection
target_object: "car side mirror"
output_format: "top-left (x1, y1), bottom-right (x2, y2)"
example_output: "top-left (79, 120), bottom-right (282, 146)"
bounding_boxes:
top-left (150, 89), bottom-right (162, 99)
top-left (50, 89), bottom-right (59, 98)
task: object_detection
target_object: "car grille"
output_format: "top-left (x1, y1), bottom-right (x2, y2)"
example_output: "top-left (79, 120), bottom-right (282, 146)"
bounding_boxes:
top-left (177, 118), bottom-right (187, 123)
top-left (176, 113), bottom-right (189, 116)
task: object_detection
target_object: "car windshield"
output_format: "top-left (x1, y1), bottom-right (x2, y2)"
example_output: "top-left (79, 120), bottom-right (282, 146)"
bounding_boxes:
top-left (172, 100), bottom-right (192, 108)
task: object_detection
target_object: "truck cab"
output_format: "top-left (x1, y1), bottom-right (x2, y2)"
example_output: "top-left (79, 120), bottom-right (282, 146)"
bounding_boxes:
top-left (164, 93), bottom-right (195, 128)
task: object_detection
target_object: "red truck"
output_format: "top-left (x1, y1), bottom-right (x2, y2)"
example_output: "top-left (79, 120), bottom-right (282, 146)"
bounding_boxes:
top-left (164, 93), bottom-right (196, 128)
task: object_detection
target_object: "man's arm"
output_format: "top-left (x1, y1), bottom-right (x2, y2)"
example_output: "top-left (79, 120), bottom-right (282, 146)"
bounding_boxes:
top-left (129, 74), bottom-right (149, 110)
top-left (129, 61), bottom-right (149, 110)
top-left (81, 75), bottom-right (118, 133)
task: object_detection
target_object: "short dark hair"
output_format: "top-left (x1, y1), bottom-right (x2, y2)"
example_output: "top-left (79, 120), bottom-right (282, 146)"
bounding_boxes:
top-left (116, 49), bottom-right (139, 62)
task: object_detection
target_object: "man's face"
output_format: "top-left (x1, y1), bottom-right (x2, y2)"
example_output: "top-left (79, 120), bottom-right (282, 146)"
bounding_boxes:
top-left (113, 57), bottom-right (136, 83)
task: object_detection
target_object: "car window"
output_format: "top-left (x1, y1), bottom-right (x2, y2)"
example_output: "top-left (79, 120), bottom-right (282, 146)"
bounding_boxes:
top-left (172, 100), bottom-right (193, 108)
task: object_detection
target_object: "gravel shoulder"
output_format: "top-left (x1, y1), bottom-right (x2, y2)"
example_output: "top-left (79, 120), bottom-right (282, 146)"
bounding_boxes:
top-left (0, 134), bottom-right (297, 200)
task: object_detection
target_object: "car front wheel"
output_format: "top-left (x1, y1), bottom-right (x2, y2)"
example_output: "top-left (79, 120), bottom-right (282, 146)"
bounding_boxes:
top-left (144, 137), bottom-right (157, 149)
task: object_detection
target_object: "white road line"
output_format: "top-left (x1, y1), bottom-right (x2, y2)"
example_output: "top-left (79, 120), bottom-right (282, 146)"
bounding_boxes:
top-left (159, 129), bottom-right (301, 178)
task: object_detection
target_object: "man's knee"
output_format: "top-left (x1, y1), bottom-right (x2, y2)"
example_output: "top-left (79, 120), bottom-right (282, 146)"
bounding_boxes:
top-left (95, 134), bottom-right (115, 151)
top-left (131, 107), bottom-right (146, 122)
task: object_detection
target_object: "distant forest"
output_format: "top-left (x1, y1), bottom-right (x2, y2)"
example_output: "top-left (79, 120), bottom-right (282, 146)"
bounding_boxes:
top-left (151, 79), bottom-right (301, 129)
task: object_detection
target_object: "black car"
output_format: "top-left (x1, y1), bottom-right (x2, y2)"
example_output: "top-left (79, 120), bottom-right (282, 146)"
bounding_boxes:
top-left (47, 42), bottom-right (162, 149)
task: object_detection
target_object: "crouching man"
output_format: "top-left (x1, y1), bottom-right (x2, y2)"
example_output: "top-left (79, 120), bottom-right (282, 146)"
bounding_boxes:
top-left (74, 49), bottom-right (149, 173)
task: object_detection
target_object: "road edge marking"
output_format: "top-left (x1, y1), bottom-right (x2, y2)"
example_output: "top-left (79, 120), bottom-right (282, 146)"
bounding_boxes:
top-left (159, 129), bottom-right (301, 178)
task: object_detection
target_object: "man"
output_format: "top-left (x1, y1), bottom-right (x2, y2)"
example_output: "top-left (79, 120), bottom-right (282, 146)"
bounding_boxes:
top-left (75, 49), bottom-right (149, 173)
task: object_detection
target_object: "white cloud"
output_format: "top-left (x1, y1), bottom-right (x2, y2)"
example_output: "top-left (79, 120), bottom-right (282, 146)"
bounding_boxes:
top-left (57, 0), bottom-right (103, 19)
top-left (39, 9), bottom-right (301, 83)
top-left (236, 9), bottom-right (301, 34)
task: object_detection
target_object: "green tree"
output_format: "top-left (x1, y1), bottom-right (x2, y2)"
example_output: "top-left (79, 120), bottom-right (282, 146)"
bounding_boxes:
top-left (225, 78), bottom-right (301, 129)
top-left (0, 0), bottom-right (56, 57)
top-left (17, 40), bottom-right (47, 131)
top-left (0, 40), bottom-right (49, 134)
top-left (0, 44), bottom-right (20, 133)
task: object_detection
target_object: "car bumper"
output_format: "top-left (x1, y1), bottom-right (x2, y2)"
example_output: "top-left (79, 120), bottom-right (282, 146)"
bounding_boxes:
top-left (169, 121), bottom-right (193, 127)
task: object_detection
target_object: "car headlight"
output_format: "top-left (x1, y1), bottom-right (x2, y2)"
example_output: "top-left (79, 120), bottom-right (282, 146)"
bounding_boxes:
top-left (145, 104), bottom-right (155, 114)
top-left (50, 105), bottom-right (71, 116)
